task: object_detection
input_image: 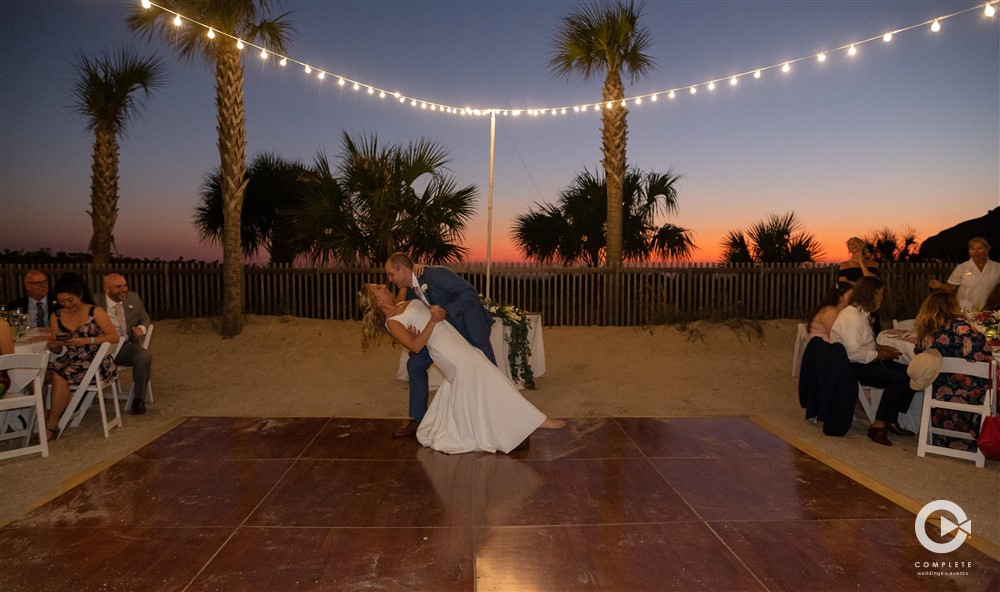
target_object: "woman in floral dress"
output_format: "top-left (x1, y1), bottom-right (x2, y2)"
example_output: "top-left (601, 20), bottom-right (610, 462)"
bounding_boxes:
top-left (914, 291), bottom-right (994, 452)
top-left (45, 273), bottom-right (119, 439)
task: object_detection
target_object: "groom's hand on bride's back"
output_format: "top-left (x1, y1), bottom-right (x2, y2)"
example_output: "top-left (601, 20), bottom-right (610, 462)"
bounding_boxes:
top-left (429, 305), bottom-right (447, 322)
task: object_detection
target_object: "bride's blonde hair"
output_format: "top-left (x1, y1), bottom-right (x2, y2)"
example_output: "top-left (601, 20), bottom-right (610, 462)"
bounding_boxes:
top-left (357, 287), bottom-right (389, 351)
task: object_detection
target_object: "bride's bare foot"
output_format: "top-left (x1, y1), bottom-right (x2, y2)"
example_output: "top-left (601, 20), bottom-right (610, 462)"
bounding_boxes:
top-left (540, 418), bottom-right (566, 429)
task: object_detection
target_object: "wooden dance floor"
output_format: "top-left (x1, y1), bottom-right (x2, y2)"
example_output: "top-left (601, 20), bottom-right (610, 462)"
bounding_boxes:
top-left (2, 416), bottom-right (998, 591)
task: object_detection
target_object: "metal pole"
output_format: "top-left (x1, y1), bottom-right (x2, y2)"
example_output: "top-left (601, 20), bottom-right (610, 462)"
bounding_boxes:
top-left (486, 110), bottom-right (496, 300)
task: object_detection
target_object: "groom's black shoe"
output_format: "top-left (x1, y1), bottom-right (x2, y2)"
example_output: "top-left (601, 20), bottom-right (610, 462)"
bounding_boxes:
top-left (392, 420), bottom-right (419, 439)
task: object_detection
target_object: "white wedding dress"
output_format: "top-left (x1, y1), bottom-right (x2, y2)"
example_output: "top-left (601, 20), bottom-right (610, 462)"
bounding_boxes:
top-left (389, 299), bottom-right (545, 454)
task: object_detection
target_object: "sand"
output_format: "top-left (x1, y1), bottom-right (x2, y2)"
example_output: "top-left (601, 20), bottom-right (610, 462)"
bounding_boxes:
top-left (1, 315), bottom-right (997, 557)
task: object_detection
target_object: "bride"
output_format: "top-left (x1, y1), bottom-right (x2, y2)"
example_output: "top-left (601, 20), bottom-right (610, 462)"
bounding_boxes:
top-left (359, 283), bottom-right (565, 454)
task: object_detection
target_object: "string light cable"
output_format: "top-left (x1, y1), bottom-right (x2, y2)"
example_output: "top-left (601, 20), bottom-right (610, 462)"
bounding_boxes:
top-left (137, 0), bottom-right (998, 119)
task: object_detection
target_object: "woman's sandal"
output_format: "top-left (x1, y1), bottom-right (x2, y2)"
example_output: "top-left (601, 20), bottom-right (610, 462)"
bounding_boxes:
top-left (31, 427), bottom-right (59, 444)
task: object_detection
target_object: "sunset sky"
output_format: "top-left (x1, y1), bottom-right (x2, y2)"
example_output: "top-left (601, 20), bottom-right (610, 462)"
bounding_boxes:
top-left (1, 0), bottom-right (998, 264)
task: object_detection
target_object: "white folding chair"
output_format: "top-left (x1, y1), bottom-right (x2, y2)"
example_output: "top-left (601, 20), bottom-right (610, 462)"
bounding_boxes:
top-left (892, 319), bottom-right (916, 330)
top-left (917, 358), bottom-right (994, 468)
top-left (54, 342), bottom-right (122, 439)
top-left (791, 323), bottom-right (808, 377)
top-left (0, 352), bottom-right (51, 460)
top-left (107, 324), bottom-right (154, 409)
top-left (856, 384), bottom-right (885, 425)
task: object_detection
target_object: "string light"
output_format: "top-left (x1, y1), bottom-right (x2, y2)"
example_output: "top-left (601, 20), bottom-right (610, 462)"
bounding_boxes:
top-left (136, 0), bottom-right (999, 121)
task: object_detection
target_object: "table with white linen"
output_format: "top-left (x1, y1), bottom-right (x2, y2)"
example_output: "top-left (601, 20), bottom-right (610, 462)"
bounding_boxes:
top-left (9, 330), bottom-right (50, 391)
top-left (874, 328), bottom-right (923, 433)
top-left (397, 313), bottom-right (545, 390)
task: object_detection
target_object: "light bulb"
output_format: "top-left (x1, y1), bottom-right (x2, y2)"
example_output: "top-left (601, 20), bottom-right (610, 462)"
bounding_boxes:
top-left (650, 94), bottom-right (658, 101)
top-left (635, 97), bottom-right (642, 105)
top-left (668, 90), bottom-right (676, 99)
top-left (782, 62), bottom-right (790, 73)
top-left (279, 58), bottom-right (287, 66)
top-left (421, 102), bottom-right (427, 109)
top-left (207, 28), bottom-right (215, 39)
top-left (304, 65), bottom-right (312, 74)
top-left (753, 69), bottom-right (761, 79)
top-left (260, 49), bottom-right (267, 59)
top-left (236, 40), bottom-right (244, 49)
top-left (606, 101), bottom-right (613, 109)
top-left (986, 4), bottom-right (996, 18)
top-left (883, 32), bottom-right (893, 42)
top-left (411, 100), bottom-right (417, 106)
top-left (379, 91), bottom-right (385, 98)
top-left (730, 75), bottom-right (738, 86)
top-left (817, 53), bottom-right (826, 62)
top-left (620, 100), bottom-right (626, 107)
top-left (317, 72), bottom-right (325, 79)
top-left (353, 83), bottom-right (360, 90)
top-left (848, 44), bottom-right (857, 56)
top-left (367, 87), bottom-right (374, 94)
top-left (141, 0), bottom-right (151, 8)
top-left (708, 82), bottom-right (715, 90)
top-left (931, 19), bottom-right (941, 32)
top-left (561, 108), bottom-right (567, 114)
top-left (689, 86), bottom-right (696, 94)
top-left (173, 14), bottom-right (182, 27)
top-left (595, 104), bottom-right (601, 111)
top-left (338, 78), bottom-right (345, 86)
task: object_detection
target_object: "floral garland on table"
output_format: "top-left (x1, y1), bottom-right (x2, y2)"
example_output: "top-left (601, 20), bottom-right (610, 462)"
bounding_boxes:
top-left (970, 309), bottom-right (1000, 344)
top-left (481, 296), bottom-right (535, 389)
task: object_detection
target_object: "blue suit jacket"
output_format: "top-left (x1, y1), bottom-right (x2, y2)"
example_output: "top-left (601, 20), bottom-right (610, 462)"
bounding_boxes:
top-left (407, 266), bottom-right (494, 348)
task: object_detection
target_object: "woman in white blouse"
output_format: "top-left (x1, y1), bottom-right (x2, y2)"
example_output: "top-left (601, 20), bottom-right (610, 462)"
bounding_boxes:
top-left (830, 277), bottom-right (915, 446)
top-left (928, 237), bottom-right (1000, 312)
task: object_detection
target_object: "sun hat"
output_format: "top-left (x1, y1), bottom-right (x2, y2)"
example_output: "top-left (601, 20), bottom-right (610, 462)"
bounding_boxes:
top-left (907, 349), bottom-right (942, 391)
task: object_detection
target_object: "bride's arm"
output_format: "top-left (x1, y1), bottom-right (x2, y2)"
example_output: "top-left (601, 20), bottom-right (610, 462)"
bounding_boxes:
top-left (387, 317), bottom-right (438, 353)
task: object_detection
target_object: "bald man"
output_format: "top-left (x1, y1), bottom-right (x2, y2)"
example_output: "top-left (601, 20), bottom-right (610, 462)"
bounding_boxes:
top-left (103, 273), bottom-right (153, 415)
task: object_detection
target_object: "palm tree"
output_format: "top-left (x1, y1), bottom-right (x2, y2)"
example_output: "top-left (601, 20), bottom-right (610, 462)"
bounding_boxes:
top-left (512, 167), bottom-right (696, 265)
top-left (863, 227), bottom-right (919, 262)
top-left (549, 1), bottom-right (654, 271)
top-left (195, 153), bottom-right (309, 264)
top-left (291, 132), bottom-right (477, 266)
top-left (70, 48), bottom-right (167, 266)
top-left (720, 212), bottom-right (824, 264)
top-left (128, 1), bottom-right (294, 337)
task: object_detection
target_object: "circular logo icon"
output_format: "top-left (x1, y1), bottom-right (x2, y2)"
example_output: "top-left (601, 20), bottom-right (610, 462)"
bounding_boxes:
top-left (915, 500), bottom-right (971, 554)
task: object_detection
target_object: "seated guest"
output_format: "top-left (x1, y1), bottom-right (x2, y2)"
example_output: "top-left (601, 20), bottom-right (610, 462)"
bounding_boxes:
top-left (103, 273), bottom-right (153, 415)
top-left (831, 276), bottom-right (915, 446)
top-left (805, 282), bottom-right (853, 341)
top-left (0, 317), bottom-right (12, 355)
top-left (928, 237), bottom-right (1000, 312)
top-left (6, 269), bottom-right (57, 329)
top-left (984, 282), bottom-right (1000, 312)
top-left (914, 291), bottom-right (993, 452)
top-left (838, 237), bottom-right (879, 286)
top-left (44, 273), bottom-right (118, 440)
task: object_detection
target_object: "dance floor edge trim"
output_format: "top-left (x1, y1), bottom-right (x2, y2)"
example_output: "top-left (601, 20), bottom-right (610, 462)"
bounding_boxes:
top-left (751, 415), bottom-right (1000, 561)
top-left (18, 413), bottom-right (1000, 563)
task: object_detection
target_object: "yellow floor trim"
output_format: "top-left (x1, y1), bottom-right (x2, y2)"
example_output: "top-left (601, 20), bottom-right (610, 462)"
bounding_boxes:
top-left (751, 415), bottom-right (1000, 562)
top-left (22, 417), bottom-right (189, 515)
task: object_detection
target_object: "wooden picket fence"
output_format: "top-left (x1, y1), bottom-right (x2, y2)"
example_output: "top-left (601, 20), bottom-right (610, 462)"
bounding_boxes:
top-left (0, 261), bottom-right (954, 326)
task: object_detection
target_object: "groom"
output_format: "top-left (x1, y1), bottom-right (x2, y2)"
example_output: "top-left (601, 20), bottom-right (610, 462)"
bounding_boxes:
top-left (384, 252), bottom-right (497, 438)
